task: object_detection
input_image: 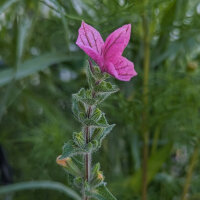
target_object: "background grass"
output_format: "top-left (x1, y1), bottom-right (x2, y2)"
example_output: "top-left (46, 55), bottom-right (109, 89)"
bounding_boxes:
top-left (0, 0), bottom-right (200, 200)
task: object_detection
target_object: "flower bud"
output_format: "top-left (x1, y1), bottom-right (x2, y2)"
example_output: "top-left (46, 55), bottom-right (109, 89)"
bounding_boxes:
top-left (56, 155), bottom-right (81, 177)
top-left (91, 170), bottom-right (104, 187)
top-left (56, 155), bottom-right (70, 167)
top-left (97, 171), bottom-right (104, 181)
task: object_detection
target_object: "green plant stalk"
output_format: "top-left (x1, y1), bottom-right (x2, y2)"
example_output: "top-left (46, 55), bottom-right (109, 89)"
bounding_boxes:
top-left (57, 61), bottom-right (118, 200)
top-left (141, 0), bottom-right (150, 199)
top-left (181, 143), bottom-right (199, 200)
top-left (151, 126), bottom-right (160, 155)
top-left (83, 81), bottom-right (96, 200)
top-left (84, 110), bottom-right (92, 200)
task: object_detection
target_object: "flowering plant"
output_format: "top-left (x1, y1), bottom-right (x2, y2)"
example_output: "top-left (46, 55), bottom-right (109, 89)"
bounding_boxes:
top-left (56, 21), bottom-right (137, 200)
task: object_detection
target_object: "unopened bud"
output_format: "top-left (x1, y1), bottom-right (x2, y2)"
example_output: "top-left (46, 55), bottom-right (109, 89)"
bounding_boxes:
top-left (56, 155), bottom-right (71, 167)
top-left (56, 155), bottom-right (81, 177)
top-left (91, 171), bottom-right (104, 187)
top-left (97, 172), bottom-right (104, 181)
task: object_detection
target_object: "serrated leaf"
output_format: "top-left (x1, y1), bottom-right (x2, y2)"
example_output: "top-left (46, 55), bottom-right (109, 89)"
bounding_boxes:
top-left (81, 98), bottom-right (97, 105)
top-left (97, 114), bottom-right (108, 126)
top-left (72, 99), bottom-right (79, 118)
top-left (83, 119), bottom-right (108, 127)
top-left (91, 125), bottom-right (115, 149)
top-left (99, 124), bottom-right (115, 141)
top-left (60, 141), bottom-right (86, 159)
top-left (78, 112), bottom-right (86, 122)
top-left (89, 185), bottom-right (117, 200)
top-left (72, 95), bottom-right (86, 121)
top-left (91, 128), bottom-right (104, 141)
top-left (94, 81), bottom-right (119, 94)
top-left (87, 63), bottom-right (110, 88)
top-left (91, 108), bottom-right (102, 121)
top-left (73, 132), bottom-right (85, 148)
top-left (73, 89), bottom-right (97, 106)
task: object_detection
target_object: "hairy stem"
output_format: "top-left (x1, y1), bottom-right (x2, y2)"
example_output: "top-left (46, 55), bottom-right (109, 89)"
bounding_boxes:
top-left (181, 144), bottom-right (199, 200)
top-left (84, 107), bottom-right (92, 200)
top-left (141, 0), bottom-right (150, 199)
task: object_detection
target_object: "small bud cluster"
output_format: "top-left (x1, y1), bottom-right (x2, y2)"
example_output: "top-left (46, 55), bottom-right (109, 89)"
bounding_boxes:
top-left (57, 61), bottom-right (118, 200)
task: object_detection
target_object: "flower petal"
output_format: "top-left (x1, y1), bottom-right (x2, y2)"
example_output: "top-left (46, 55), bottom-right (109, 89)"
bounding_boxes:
top-left (110, 56), bottom-right (137, 81)
top-left (103, 24), bottom-right (131, 62)
top-left (76, 21), bottom-right (104, 66)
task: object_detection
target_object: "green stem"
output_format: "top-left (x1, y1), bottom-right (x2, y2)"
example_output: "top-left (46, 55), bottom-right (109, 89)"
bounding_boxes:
top-left (84, 107), bottom-right (92, 200)
top-left (151, 126), bottom-right (160, 155)
top-left (181, 144), bottom-right (199, 200)
top-left (141, 0), bottom-right (150, 199)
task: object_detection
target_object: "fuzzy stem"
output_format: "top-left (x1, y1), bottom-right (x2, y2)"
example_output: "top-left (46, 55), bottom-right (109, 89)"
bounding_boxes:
top-left (181, 143), bottom-right (199, 200)
top-left (141, 0), bottom-right (150, 199)
top-left (83, 107), bottom-right (92, 200)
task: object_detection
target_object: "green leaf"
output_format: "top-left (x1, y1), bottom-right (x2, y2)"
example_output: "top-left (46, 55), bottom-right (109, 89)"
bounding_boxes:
top-left (82, 118), bottom-right (110, 128)
top-left (60, 140), bottom-right (86, 159)
top-left (93, 81), bottom-right (119, 103)
top-left (62, 157), bottom-right (82, 177)
top-left (97, 114), bottom-right (108, 126)
top-left (94, 81), bottom-right (119, 94)
top-left (89, 185), bottom-right (117, 200)
top-left (0, 0), bottom-right (19, 14)
top-left (73, 88), bottom-right (97, 106)
top-left (0, 53), bottom-right (80, 87)
top-left (99, 125), bottom-right (115, 141)
top-left (0, 181), bottom-right (81, 200)
top-left (16, 16), bottom-right (32, 65)
top-left (122, 144), bottom-right (172, 193)
top-left (91, 125), bottom-right (115, 147)
top-left (72, 96), bottom-right (86, 121)
top-left (91, 108), bottom-right (102, 121)
top-left (87, 64), bottom-right (110, 88)
top-left (73, 132), bottom-right (85, 148)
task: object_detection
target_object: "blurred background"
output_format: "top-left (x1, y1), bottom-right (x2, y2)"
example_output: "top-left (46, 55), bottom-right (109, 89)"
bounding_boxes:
top-left (0, 0), bottom-right (200, 200)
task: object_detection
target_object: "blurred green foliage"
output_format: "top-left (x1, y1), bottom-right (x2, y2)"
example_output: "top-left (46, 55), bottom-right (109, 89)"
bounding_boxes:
top-left (0, 0), bottom-right (200, 200)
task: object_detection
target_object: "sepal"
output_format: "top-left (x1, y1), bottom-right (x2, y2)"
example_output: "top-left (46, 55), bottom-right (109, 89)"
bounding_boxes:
top-left (87, 61), bottom-right (110, 88)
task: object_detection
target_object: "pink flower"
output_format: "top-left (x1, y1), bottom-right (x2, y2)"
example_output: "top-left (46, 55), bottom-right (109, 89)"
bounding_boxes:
top-left (76, 21), bottom-right (137, 81)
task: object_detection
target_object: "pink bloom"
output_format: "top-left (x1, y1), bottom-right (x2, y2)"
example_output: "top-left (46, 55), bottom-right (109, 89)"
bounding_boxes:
top-left (76, 21), bottom-right (137, 81)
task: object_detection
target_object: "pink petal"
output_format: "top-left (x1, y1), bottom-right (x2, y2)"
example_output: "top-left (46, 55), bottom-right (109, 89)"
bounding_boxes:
top-left (103, 24), bottom-right (131, 63)
top-left (105, 56), bottom-right (137, 81)
top-left (76, 21), bottom-right (104, 67)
